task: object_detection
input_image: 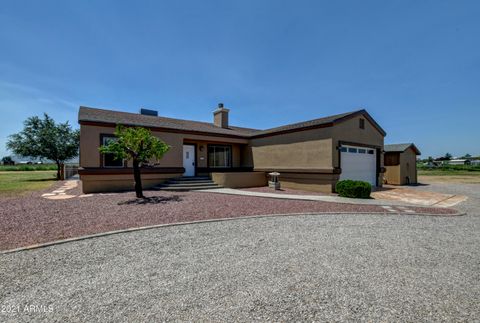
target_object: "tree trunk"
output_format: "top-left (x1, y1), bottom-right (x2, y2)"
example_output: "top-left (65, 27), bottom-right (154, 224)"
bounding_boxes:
top-left (56, 161), bottom-right (61, 180)
top-left (133, 159), bottom-right (144, 198)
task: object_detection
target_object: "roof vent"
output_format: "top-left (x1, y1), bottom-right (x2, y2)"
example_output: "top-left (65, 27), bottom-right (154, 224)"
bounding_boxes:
top-left (140, 108), bottom-right (158, 116)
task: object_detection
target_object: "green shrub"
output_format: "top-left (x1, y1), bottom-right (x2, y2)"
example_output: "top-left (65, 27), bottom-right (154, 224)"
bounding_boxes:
top-left (0, 164), bottom-right (58, 171)
top-left (335, 180), bottom-right (371, 198)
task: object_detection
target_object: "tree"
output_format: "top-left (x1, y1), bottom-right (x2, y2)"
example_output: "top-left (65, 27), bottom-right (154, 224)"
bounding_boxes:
top-left (462, 153), bottom-right (472, 159)
top-left (427, 156), bottom-right (434, 163)
top-left (7, 114), bottom-right (79, 179)
top-left (1, 156), bottom-right (14, 165)
top-left (100, 125), bottom-right (170, 198)
top-left (444, 153), bottom-right (452, 160)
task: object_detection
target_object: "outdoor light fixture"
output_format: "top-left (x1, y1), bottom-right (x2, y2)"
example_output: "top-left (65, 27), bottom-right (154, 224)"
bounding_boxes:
top-left (268, 172), bottom-right (281, 190)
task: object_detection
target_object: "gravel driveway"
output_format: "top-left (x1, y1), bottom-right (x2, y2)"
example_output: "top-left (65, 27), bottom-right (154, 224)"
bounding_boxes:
top-left (1, 210), bottom-right (479, 322)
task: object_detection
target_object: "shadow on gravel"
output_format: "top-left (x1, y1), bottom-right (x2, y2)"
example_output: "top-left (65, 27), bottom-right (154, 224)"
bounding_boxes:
top-left (118, 195), bottom-right (183, 205)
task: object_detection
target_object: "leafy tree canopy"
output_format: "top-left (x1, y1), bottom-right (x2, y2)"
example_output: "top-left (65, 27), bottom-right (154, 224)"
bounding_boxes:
top-left (7, 114), bottom-right (79, 179)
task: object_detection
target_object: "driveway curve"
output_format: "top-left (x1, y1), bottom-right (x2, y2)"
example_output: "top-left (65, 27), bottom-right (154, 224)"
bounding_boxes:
top-left (1, 213), bottom-right (479, 322)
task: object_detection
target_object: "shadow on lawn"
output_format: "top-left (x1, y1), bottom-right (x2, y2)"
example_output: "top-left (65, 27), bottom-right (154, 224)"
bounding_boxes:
top-left (118, 195), bottom-right (183, 205)
top-left (26, 178), bottom-right (57, 182)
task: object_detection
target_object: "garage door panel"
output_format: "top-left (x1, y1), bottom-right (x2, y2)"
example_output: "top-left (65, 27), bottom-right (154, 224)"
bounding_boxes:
top-left (339, 145), bottom-right (377, 186)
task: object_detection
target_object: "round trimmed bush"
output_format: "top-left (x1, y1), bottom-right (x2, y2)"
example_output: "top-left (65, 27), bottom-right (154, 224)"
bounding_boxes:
top-left (335, 180), bottom-right (371, 198)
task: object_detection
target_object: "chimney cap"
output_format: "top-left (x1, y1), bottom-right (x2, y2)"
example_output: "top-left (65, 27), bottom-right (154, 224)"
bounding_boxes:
top-left (218, 103), bottom-right (224, 108)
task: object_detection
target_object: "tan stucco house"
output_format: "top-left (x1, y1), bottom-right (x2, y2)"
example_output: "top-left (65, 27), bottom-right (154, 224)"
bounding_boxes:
top-left (78, 104), bottom-right (386, 193)
top-left (384, 143), bottom-right (421, 185)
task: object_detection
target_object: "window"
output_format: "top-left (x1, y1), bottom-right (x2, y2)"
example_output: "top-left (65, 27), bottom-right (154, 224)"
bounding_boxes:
top-left (208, 145), bottom-right (232, 168)
top-left (358, 148), bottom-right (366, 154)
top-left (340, 147), bottom-right (347, 152)
top-left (367, 149), bottom-right (374, 154)
top-left (102, 136), bottom-right (123, 167)
top-left (359, 118), bottom-right (365, 129)
top-left (348, 148), bottom-right (357, 153)
top-left (385, 153), bottom-right (400, 166)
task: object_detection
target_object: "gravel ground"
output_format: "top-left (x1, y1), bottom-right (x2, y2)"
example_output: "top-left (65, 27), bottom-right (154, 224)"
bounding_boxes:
top-left (1, 212), bottom-right (479, 322)
top-left (0, 182), bottom-right (458, 251)
top-left (242, 186), bottom-right (332, 196)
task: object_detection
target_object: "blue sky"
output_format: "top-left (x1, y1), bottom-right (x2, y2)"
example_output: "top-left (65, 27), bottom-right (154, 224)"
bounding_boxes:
top-left (0, 0), bottom-right (479, 159)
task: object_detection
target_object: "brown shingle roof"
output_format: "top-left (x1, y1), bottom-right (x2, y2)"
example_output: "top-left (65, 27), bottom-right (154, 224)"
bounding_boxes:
top-left (78, 106), bottom-right (260, 137)
top-left (385, 143), bottom-right (421, 155)
top-left (78, 106), bottom-right (386, 138)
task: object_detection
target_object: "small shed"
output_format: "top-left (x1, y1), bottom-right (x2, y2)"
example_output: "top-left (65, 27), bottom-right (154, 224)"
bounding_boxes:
top-left (384, 143), bottom-right (421, 185)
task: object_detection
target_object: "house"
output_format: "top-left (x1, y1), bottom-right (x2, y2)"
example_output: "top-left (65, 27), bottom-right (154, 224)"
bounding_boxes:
top-left (447, 159), bottom-right (469, 165)
top-left (78, 104), bottom-right (386, 193)
top-left (383, 143), bottom-right (421, 185)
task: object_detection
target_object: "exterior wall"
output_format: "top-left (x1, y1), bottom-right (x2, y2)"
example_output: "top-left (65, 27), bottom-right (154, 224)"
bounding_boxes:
top-left (278, 172), bottom-right (340, 193)
top-left (79, 124), bottom-right (249, 193)
top-left (249, 127), bottom-right (336, 192)
top-left (331, 115), bottom-right (385, 186)
top-left (384, 148), bottom-right (418, 185)
top-left (211, 172), bottom-right (267, 188)
top-left (80, 124), bottom-right (249, 168)
top-left (183, 140), bottom-right (243, 169)
top-left (399, 148), bottom-right (418, 184)
top-left (81, 172), bottom-right (182, 193)
top-left (384, 164), bottom-right (401, 184)
top-left (250, 127), bottom-right (333, 170)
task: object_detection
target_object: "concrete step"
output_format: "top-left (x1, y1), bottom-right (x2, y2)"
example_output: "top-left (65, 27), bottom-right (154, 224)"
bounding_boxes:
top-left (167, 179), bottom-right (215, 184)
top-left (155, 185), bottom-right (223, 191)
top-left (172, 176), bottom-right (211, 181)
top-left (163, 182), bottom-right (218, 188)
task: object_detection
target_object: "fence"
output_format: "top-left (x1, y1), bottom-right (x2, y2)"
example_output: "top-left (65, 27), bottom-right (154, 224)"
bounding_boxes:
top-left (63, 164), bottom-right (79, 179)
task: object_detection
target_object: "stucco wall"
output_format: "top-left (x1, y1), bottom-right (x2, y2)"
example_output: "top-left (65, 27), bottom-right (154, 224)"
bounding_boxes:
top-left (331, 115), bottom-right (384, 167)
top-left (249, 127), bottom-right (334, 170)
top-left (80, 124), bottom-right (248, 169)
top-left (81, 172), bottom-right (182, 193)
top-left (211, 172), bottom-right (267, 188)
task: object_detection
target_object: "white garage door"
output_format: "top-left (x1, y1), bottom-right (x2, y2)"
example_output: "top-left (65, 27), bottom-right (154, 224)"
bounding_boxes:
top-left (339, 145), bottom-right (377, 186)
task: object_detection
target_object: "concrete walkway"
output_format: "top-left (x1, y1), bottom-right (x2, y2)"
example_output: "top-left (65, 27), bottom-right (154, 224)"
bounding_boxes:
top-left (198, 188), bottom-right (414, 206)
top-left (199, 187), bottom-right (466, 208)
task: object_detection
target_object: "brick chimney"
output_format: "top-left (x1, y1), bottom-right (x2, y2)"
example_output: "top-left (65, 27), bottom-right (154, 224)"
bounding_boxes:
top-left (213, 103), bottom-right (229, 128)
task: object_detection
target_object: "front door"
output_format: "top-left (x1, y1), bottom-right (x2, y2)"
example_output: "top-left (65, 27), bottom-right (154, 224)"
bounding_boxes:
top-left (183, 145), bottom-right (195, 177)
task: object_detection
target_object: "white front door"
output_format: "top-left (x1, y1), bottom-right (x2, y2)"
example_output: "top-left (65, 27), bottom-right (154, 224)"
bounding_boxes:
top-left (339, 145), bottom-right (377, 186)
top-left (183, 145), bottom-right (195, 177)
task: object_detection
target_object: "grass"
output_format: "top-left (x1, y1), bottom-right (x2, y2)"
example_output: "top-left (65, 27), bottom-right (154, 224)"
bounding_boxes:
top-left (418, 170), bottom-right (480, 176)
top-left (0, 164), bottom-right (58, 171)
top-left (417, 164), bottom-right (480, 176)
top-left (0, 171), bottom-right (57, 197)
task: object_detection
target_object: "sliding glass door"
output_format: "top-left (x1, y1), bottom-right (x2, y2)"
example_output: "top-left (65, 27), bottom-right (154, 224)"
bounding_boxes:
top-left (208, 145), bottom-right (232, 168)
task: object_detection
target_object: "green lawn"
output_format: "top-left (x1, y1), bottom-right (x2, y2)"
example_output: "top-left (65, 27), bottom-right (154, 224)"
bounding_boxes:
top-left (0, 171), bottom-right (57, 197)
